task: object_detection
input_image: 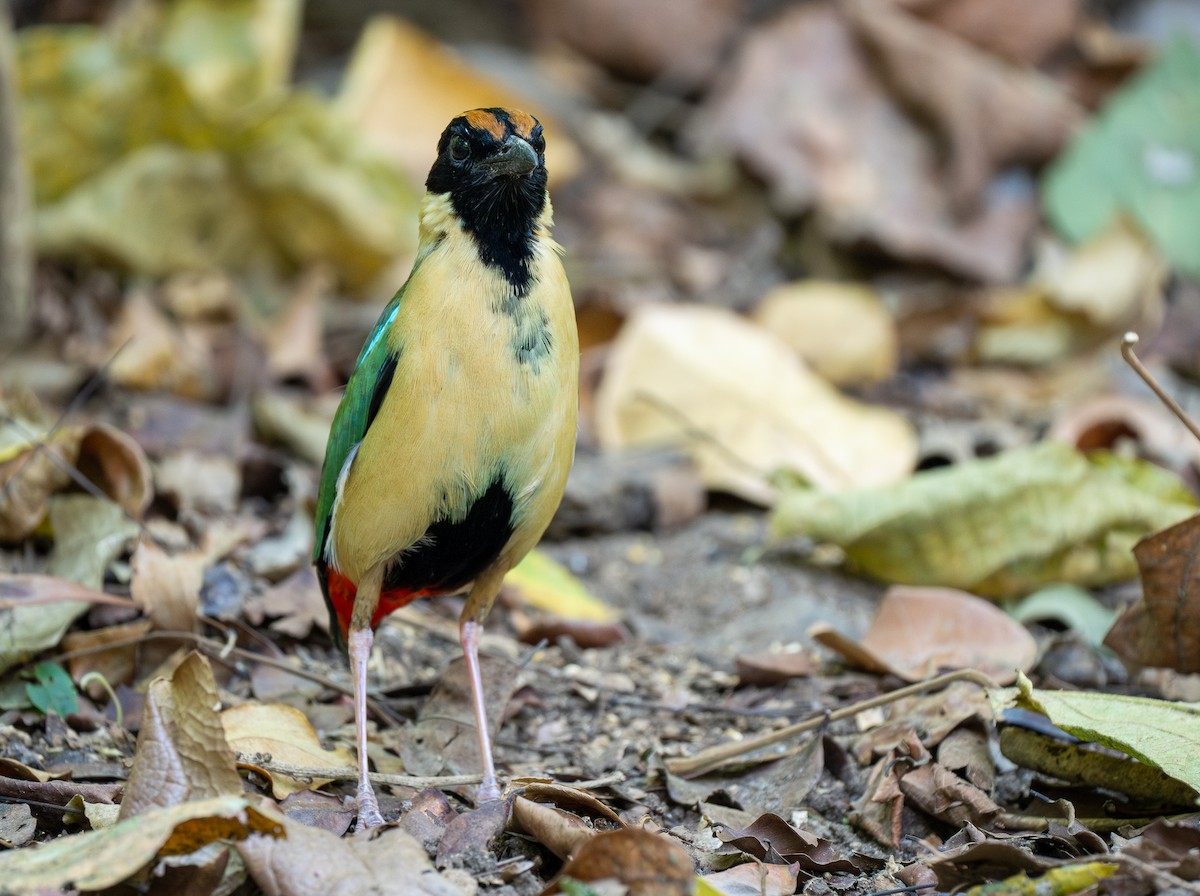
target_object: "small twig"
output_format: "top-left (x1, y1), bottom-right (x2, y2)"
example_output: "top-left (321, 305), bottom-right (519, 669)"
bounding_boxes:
top-left (0, 591), bottom-right (138, 610)
top-left (239, 756), bottom-right (482, 790)
top-left (665, 669), bottom-right (997, 778)
top-left (1122, 332), bottom-right (1200, 446)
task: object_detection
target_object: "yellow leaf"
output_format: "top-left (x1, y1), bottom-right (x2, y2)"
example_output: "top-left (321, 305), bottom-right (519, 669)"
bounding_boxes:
top-left (504, 551), bottom-right (618, 623)
top-left (221, 702), bottom-right (356, 798)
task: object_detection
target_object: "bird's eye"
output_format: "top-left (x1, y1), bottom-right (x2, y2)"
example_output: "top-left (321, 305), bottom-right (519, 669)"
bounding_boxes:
top-left (449, 136), bottom-right (470, 162)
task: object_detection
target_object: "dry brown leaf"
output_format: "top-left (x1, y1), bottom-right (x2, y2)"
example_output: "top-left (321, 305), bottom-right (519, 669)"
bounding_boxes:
top-left (510, 796), bottom-right (597, 862)
top-left (107, 291), bottom-right (214, 399)
top-left (541, 828), bottom-right (694, 895)
top-left (811, 585), bottom-right (1036, 684)
top-left (897, 0), bottom-right (1079, 65)
top-left (221, 702), bottom-right (356, 798)
top-left (735, 649), bottom-right (819, 686)
top-left (244, 565), bottom-right (328, 638)
top-left (594, 304), bottom-right (917, 504)
top-left (844, 0), bottom-right (1084, 209)
top-left (436, 798), bottom-right (510, 869)
top-left (752, 280), bottom-right (898, 386)
top-left (718, 812), bottom-right (879, 873)
top-left (525, 0), bottom-right (741, 88)
top-left (155, 451), bottom-right (242, 516)
top-left (402, 653), bottom-right (522, 782)
top-left (130, 538), bottom-right (206, 634)
top-left (338, 17), bottom-right (580, 190)
top-left (1105, 514), bottom-right (1200, 673)
top-left (853, 754), bottom-right (905, 848)
top-left (700, 861), bottom-right (799, 896)
top-left (898, 759), bottom-right (1004, 829)
top-left (692, 2), bottom-right (1036, 282)
top-left (263, 266), bottom-right (335, 390)
top-left (63, 619), bottom-right (154, 701)
top-left (397, 788), bottom-right (456, 852)
top-left (0, 416), bottom-right (152, 540)
top-left (119, 652), bottom-right (242, 819)
top-left (238, 809), bottom-right (471, 896)
top-left (0, 803), bottom-right (36, 849)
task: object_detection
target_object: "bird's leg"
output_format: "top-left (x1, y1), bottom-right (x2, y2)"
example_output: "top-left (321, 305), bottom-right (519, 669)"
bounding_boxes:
top-left (349, 565), bottom-right (385, 829)
top-left (460, 565), bottom-right (508, 803)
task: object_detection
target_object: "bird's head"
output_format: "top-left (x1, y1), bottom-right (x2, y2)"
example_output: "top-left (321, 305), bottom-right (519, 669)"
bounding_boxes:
top-left (425, 108), bottom-right (550, 287)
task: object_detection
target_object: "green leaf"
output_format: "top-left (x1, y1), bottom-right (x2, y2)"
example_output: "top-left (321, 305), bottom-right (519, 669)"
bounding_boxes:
top-left (770, 441), bottom-right (1196, 598)
top-left (25, 661), bottom-right (78, 717)
top-left (1006, 584), bottom-right (1118, 648)
top-left (1044, 36), bottom-right (1200, 277)
top-left (993, 672), bottom-right (1200, 796)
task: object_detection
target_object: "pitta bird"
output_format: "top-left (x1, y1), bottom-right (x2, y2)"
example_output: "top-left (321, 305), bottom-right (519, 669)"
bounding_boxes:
top-left (313, 108), bottom-right (578, 829)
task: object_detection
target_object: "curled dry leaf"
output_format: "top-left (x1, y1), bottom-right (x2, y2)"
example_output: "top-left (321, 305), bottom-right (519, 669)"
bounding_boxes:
top-left (541, 828), bottom-right (695, 896)
top-left (63, 619), bottom-right (154, 701)
top-left (119, 652), bottom-right (242, 819)
top-left (221, 702), bottom-right (356, 799)
top-left (594, 304), bottom-right (916, 504)
top-left (700, 861), bottom-right (799, 896)
top-left (811, 585), bottom-right (1037, 685)
top-left (510, 796), bottom-right (598, 862)
top-left (735, 649), bottom-right (818, 686)
top-left (1105, 513), bottom-right (1200, 673)
top-left (718, 812), bottom-right (880, 874)
top-left (0, 413), bottom-right (152, 541)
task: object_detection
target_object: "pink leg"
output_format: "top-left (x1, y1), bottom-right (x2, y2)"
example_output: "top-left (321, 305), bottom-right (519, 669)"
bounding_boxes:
top-left (460, 619), bottom-right (501, 801)
top-left (348, 626), bottom-right (386, 828)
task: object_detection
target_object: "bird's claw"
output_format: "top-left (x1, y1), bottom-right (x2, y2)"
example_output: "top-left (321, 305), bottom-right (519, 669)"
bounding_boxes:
top-left (355, 783), bottom-right (386, 830)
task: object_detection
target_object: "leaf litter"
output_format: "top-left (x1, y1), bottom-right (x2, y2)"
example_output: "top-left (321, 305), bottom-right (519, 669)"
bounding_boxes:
top-left (3, 1), bottom-right (1200, 895)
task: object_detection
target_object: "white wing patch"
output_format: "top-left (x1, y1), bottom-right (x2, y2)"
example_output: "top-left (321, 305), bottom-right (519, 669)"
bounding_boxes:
top-left (323, 441), bottom-right (361, 570)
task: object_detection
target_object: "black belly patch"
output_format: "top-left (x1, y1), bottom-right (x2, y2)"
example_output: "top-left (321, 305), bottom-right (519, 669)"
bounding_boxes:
top-left (383, 477), bottom-right (515, 596)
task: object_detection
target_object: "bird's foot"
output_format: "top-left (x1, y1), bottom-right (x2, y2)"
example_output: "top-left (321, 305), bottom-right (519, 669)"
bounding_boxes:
top-left (477, 779), bottom-right (502, 804)
top-left (355, 783), bottom-right (386, 830)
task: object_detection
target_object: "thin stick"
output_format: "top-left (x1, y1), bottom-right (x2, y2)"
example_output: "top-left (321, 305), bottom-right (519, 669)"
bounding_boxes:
top-left (665, 669), bottom-right (997, 778)
top-left (239, 756), bottom-right (482, 790)
top-left (1121, 332), bottom-right (1200, 445)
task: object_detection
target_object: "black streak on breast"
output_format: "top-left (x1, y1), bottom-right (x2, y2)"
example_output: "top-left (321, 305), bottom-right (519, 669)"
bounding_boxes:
top-left (383, 477), bottom-right (515, 596)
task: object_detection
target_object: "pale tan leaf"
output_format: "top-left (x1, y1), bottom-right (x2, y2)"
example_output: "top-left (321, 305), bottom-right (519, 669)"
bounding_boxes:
top-left (595, 304), bottom-right (917, 504)
top-left (221, 702), bottom-right (356, 798)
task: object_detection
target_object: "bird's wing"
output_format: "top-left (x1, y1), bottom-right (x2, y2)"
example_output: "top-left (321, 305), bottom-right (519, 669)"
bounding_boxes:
top-left (312, 285), bottom-right (406, 564)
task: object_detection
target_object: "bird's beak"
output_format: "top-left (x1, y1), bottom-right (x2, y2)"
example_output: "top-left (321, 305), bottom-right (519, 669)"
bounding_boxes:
top-left (479, 135), bottom-right (539, 179)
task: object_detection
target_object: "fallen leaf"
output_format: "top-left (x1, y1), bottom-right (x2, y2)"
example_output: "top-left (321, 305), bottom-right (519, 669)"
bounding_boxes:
top-left (337, 16), bottom-right (581, 189)
top-left (0, 794), bottom-right (281, 895)
top-left (751, 280), bottom-right (898, 386)
top-left (962, 863), bottom-right (1118, 896)
top-left (700, 861), bottom-right (799, 896)
top-left (1007, 584), bottom-right (1117, 649)
top-left (735, 649), bottom-right (818, 686)
top-left (244, 565), bottom-right (329, 639)
top-left (510, 796), bottom-right (598, 862)
top-left (130, 538), bottom-right (207, 635)
top-left (155, 450), bottom-right (242, 515)
top-left (691, 2), bottom-right (1038, 281)
top-left (771, 440), bottom-right (1197, 598)
top-left (718, 813), bottom-right (880, 874)
top-left (0, 803), bottom-right (36, 848)
top-left (1105, 513), bottom-right (1200, 672)
top-left (252, 389), bottom-right (331, 466)
top-left (1045, 37), bottom-right (1200, 278)
top-left (238, 807), bottom-right (470, 896)
top-left (119, 652), bottom-right (243, 819)
top-left (504, 550), bottom-right (619, 623)
top-left (994, 672), bottom-right (1200, 794)
top-left (0, 575), bottom-right (113, 675)
top-left (595, 304), bottom-right (917, 504)
top-left (221, 702), bottom-right (356, 798)
top-left (402, 653), bottom-right (522, 784)
top-left (0, 415), bottom-right (153, 540)
top-left (812, 586), bottom-right (1037, 684)
top-left (542, 828), bottom-right (695, 895)
top-left (898, 758), bottom-right (1003, 829)
top-left (844, 0), bottom-right (1084, 209)
top-left (436, 799), bottom-right (510, 869)
top-left (25, 660), bottom-right (78, 717)
top-left (47, 494), bottom-right (140, 589)
top-left (897, 0), bottom-right (1079, 65)
top-left (397, 787), bottom-right (455, 852)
